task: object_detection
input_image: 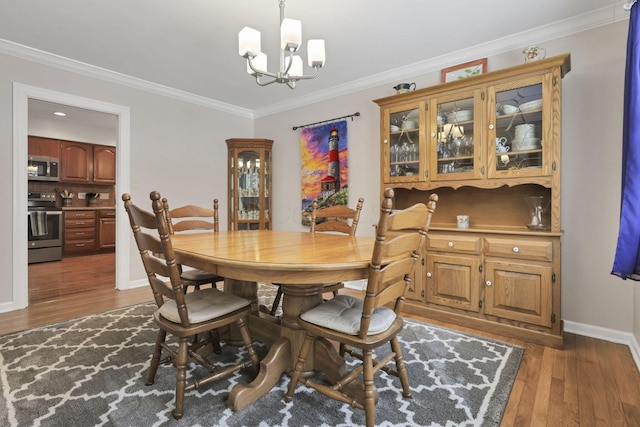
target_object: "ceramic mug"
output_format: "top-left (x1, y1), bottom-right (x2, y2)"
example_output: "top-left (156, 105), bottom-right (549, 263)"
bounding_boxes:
top-left (523, 46), bottom-right (546, 62)
top-left (457, 215), bottom-right (470, 229)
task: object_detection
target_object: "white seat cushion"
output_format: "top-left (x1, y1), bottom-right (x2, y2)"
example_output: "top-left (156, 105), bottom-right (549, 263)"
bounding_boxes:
top-left (158, 288), bottom-right (249, 324)
top-left (300, 295), bottom-right (397, 335)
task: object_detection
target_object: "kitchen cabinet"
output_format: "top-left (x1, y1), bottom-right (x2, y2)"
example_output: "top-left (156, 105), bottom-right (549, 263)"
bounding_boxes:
top-left (61, 141), bottom-right (91, 182)
top-left (98, 209), bottom-right (116, 249)
top-left (226, 138), bottom-right (273, 231)
top-left (374, 53), bottom-right (570, 348)
top-left (93, 145), bottom-right (116, 184)
top-left (64, 209), bottom-right (116, 254)
top-left (28, 136), bottom-right (61, 158)
top-left (64, 210), bottom-right (97, 253)
top-left (61, 141), bottom-right (116, 184)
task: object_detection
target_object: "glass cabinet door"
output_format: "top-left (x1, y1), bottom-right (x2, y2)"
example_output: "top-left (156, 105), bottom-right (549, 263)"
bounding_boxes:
top-left (227, 139), bottom-right (272, 231)
top-left (488, 75), bottom-right (551, 178)
top-left (429, 89), bottom-right (483, 181)
top-left (383, 103), bottom-right (424, 182)
top-left (236, 150), bottom-right (262, 229)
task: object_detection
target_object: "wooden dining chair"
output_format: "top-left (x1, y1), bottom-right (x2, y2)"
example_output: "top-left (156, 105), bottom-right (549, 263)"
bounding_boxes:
top-left (284, 189), bottom-right (437, 427)
top-left (162, 198), bottom-right (224, 293)
top-left (266, 197), bottom-right (365, 316)
top-left (122, 192), bottom-right (259, 420)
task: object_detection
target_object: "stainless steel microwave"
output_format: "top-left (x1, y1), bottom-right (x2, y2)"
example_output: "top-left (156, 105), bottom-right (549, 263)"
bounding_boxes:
top-left (28, 155), bottom-right (60, 181)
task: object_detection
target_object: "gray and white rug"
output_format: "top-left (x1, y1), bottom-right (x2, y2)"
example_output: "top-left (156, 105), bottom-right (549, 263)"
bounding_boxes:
top-left (0, 297), bottom-right (522, 427)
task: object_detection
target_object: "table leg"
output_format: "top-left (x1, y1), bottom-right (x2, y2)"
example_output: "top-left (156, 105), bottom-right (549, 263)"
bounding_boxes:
top-left (228, 284), bottom-right (325, 410)
top-left (228, 337), bottom-right (291, 411)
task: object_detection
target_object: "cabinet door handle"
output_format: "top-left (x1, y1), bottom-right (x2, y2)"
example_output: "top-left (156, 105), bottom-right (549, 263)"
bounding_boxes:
top-left (512, 247), bottom-right (520, 253)
top-left (448, 241), bottom-right (454, 247)
top-left (426, 272), bottom-right (432, 278)
top-left (384, 139), bottom-right (388, 144)
top-left (486, 280), bottom-right (492, 286)
top-left (488, 124), bottom-right (494, 130)
top-left (431, 132), bottom-right (436, 137)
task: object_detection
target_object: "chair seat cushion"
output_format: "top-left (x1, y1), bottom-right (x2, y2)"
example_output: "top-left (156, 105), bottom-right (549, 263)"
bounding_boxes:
top-left (180, 268), bottom-right (221, 283)
top-left (158, 288), bottom-right (249, 324)
top-left (300, 295), bottom-right (396, 335)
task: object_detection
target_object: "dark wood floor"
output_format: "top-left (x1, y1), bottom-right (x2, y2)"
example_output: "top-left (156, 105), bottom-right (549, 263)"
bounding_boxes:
top-left (4, 253), bottom-right (639, 426)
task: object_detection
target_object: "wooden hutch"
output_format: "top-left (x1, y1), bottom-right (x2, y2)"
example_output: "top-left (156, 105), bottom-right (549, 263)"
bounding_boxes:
top-left (374, 54), bottom-right (571, 348)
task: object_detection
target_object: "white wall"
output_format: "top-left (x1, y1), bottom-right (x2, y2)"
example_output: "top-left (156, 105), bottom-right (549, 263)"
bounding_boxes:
top-left (256, 21), bottom-right (640, 345)
top-left (0, 53), bottom-right (252, 304)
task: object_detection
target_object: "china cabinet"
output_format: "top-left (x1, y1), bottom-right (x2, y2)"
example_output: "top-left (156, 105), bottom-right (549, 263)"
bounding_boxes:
top-left (374, 54), bottom-right (570, 347)
top-left (226, 138), bottom-right (273, 231)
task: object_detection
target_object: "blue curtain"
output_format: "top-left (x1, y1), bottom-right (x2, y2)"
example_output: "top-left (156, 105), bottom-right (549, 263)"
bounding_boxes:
top-left (613, 1), bottom-right (640, 280)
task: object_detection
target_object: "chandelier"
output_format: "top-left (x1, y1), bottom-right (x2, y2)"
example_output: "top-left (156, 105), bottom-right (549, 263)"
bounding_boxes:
top-left (238, 0), bottom-right (326, 89)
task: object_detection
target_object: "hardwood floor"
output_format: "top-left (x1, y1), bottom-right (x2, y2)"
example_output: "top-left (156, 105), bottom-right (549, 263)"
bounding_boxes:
top-left (12, 253), bottom-right (153, 334)
top-left (4, 254), bottom-right (640, 426)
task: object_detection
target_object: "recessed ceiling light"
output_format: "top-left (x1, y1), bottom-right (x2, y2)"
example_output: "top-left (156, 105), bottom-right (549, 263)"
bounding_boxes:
top-left (53, 111), bottom-right (66, 117)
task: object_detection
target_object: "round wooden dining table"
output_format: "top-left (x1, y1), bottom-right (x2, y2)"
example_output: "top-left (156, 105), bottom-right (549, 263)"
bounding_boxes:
top-left (171, 230), bottom-right (376, 411)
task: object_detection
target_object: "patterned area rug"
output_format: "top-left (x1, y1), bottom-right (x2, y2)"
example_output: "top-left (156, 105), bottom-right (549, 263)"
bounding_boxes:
top-left (0, 291), bottom-right (522, 427)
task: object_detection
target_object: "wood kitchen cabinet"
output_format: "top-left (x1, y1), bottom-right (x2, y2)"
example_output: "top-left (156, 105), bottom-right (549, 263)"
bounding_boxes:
top-left (28, 136), bottom-right (61, 158)
top-left (64, 209), bottom-right (116, 254)
top-left (61, 141), bottom-right (116, 184)
top-left (93, 145), bottom-right (116, 184)
top-left (226, 138), bottom-right (273, 231)
top-left (374, 54), bottom-right (570, 347)
top-left (98, 209), bottom-right (116, 249)
top-left (64, 210), bottom-right (97, 253)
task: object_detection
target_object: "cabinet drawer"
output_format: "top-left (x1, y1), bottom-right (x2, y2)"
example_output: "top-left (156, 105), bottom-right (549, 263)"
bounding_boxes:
top-left (484, 237), bottom-right (553, 262)
top-left (64, 239), bottom-right (96, 252)
top-left (100, 209), bottom-right (116, 218)
top-left (427, 234), bottom-right (482, 254)
top-left (65, 210), bottom-right (96, 220)
top-left (65, 219), bottom-right (96, 229)
top-left (65, 228), bottom-right (96, 240)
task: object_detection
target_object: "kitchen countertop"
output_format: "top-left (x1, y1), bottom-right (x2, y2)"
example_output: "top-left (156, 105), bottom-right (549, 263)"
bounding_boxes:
top-left (62, 206), bottom-right (116, 210)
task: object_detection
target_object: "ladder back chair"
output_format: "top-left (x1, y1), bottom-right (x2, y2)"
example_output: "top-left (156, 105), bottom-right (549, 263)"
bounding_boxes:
top-left (266, 197), bottom-right (365, 316)
top-left (162, 198), bottom-right (224, 292)
top-left (122, 192), bottom-right (259, 420)
top-left (284, 189), bottom-right (437, 427)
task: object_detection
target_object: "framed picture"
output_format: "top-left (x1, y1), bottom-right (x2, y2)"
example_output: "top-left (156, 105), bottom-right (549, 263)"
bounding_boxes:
top-left (441, 58), bottom-right (487, 83)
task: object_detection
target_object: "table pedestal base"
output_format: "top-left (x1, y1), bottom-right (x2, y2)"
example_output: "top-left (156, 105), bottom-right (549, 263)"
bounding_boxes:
top-left (228, 283), bottom-right (349, 411)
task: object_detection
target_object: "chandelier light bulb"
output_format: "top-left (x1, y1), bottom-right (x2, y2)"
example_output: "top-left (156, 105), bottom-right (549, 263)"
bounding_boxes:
top-left (238, 0), bottom-right (325, 88)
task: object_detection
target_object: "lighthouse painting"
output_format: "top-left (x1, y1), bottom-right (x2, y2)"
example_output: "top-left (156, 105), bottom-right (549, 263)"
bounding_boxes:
top-left (300, 120), bottom-right (349, 225)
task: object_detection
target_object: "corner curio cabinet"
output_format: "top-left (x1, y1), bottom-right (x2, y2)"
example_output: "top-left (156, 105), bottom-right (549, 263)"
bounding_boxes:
top-left (226, 138), bottom-right (273, 231)
top-left (375, 54), bottom-right (571, 348)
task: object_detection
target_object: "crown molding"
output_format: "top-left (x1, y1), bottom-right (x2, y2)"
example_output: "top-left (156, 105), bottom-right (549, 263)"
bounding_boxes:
top-left (0, 1), bottom-right (629, 120)
top-left (0, 39), bottom-right (254, 119)
top-left (254, 1), bottom-right (630, 117)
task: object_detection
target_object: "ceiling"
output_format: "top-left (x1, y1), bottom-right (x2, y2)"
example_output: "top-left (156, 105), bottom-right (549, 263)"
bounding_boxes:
top-left (1, 0), bottom-right (627, 125)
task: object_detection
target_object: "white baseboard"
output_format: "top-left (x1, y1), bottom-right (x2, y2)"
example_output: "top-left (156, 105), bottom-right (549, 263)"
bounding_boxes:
top-left (562, 320), bottom-right (640, 372)
top-left (119, 278), bottom-right (148, 290)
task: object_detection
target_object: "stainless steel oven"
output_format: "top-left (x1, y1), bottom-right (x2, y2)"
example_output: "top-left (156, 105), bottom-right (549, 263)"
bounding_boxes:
top-left (28, 192), bottom-right (62, 264)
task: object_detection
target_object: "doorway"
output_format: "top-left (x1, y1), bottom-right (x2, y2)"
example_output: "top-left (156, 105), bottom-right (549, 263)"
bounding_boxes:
top-left (13, 84), bottom-right (131, 311)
